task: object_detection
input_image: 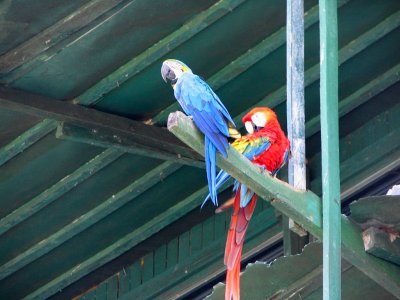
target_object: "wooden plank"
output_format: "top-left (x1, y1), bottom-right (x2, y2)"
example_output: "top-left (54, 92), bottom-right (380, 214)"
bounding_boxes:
top-left (166, 238), bottom-right (179, 269)
top-left (121, 208), bottom-right (281, 300)
top-left (306, 63), bottom-right (400, 137)
top-left (0, 119), bottom-right (56, 167)
top-left (178, 231), bottom-right (190, 262)
top-left (152, 1), bottom-right (350, 123)
top-left (286, 0), bottom-right (308, 242)
top-left (167, 111), bottom-right (400, 297)
top-left (142, 252), bottom-right (154, 284)
top-left (75, 0), bottom-right (247, 106)
top-left (0, 161), bottom-right (180, 280)
top-left (0, 148), bottom-right (123, 237)
top-left (350, 196), bottom-right (400, 230)
top-left (190, 224), bottom-right (203, 255)
top-left (234, 9), bottom-right (400, 124)
top-left (154, 245), bottom-right (167, 276)
top-left (56, 122), bottom-right (204, 168)
top-left (25, 184), bottom-right (211, 299)
top-left (319, 0), bottom-right (341, 299)
top-left (363, 227), bottom-right (400, 266)
top-left (168, 111), bottom-right (322, 237)
top-left (129, 260), bottom-right (141, 290)
top-left (0, 87), bottom-right (202, 167)
top-left (0, 0), bottom-right (126, 75)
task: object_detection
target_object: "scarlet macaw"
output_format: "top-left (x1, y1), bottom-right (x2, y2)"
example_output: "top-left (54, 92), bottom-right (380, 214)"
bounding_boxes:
top-left (206, 107), bottom-right (290, 300)
top-left (161, 59), bottom-right (240, 205)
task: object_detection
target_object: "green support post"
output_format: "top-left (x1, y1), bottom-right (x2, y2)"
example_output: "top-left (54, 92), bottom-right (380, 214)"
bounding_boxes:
top-left (319, 0), bottom-right (341, 299)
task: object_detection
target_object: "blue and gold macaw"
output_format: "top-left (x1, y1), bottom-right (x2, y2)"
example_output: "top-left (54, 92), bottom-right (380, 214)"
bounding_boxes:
top-left (161, 59), bottom-right (240, 205)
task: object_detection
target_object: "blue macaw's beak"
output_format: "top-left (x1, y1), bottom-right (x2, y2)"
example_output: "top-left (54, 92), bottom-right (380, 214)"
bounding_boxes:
top-left (161, 62), bottom-right (176, 83)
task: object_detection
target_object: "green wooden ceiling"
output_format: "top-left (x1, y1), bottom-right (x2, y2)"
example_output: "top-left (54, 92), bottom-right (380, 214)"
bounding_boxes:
top-left (0, 0), bottom-right (399, 299)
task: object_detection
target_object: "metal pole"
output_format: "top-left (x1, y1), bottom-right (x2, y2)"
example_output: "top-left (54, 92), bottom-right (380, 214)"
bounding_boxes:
top-left (319, 0), bottom-right (341, 299)
top-left (285, 0), bottom-right (307, 255)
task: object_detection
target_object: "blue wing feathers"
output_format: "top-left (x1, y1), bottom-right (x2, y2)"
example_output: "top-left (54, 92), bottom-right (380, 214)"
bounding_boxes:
top-left (175, 72), bottom-right (236, 206)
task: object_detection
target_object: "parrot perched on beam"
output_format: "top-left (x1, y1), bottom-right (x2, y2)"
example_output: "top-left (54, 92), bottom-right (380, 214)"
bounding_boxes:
top-left (205, 107), bottom-right (290, 300)
top-left (161, 59), bottom-right (240, 205)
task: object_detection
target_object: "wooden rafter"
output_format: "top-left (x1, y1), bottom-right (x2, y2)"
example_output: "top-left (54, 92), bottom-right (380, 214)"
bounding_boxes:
top-left (0, 0), bottom-right (133, 82)
top-left (167, 111), bottom-right (400, 296)
top-left (0, 119), bottom-right (57, 167)
top-left (234, 9), bottom-right (400, 124)
top-left (0, 161), bottom-right (181, 281)
top-left (0, 148), bottom-right (123, 237)
top-left (74, 0), bottom-right (247, 106)
top-left (25, 183), bottom-right (212, 299)
top-left (0, 87), bottom-right (202, 166)
top-left (152, 0), bottom-right (350, 123)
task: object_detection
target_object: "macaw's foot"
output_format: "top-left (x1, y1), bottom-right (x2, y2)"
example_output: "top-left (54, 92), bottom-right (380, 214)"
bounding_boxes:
top-left (215, 196), bottom-right (235, 213)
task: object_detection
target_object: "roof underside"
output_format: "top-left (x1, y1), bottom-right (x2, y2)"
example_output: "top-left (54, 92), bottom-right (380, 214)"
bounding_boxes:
top-left (0, 0), bottom-right (399, 299)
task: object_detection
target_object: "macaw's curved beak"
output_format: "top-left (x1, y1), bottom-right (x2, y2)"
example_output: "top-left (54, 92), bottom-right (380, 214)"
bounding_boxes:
top-left (161, 62), bottom-right (176, 83)
top-left (245, 121), bottom-right (255, 134)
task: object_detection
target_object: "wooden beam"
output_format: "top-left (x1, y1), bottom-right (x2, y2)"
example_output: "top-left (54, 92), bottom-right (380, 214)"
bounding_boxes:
top-left (56, 122), bottom-right (204, 168)
top-left (0, 161), bottom-right (181, 281)
top-left (234, 9), bottom-right (400, 124)
top-left (169, 111), bottom-right (323, 237)
top-left (25, 182), bottom-right (213, 300)
top-left (74, 0), bottom-right (246, 106)
top-left (319, 0), bottom-right (341, 298)
top-left (0, 87), bottom-right (203, 166)
top-left (128, 214), bottom-right (282, 300)
top-left (0, 0), bottom-right (127, 77)
top-left (152, 0), bottom-right (350, 124)
top-left (0, 119), bottom-right (56, 167)
top-left (167, 111), bottom-right (400, 296)
top-left (363, 227), bottom-right (400, 266)
top-left (286, 0), bottom-right (308, 241)
top-left (306, 63), bottom-right (400, 137)
top-left (0, 148), bottom-right (123, 237)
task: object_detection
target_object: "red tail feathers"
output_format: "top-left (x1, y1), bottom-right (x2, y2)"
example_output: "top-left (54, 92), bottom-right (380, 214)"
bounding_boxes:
top-left (224, 186), bottom-right (257, 300)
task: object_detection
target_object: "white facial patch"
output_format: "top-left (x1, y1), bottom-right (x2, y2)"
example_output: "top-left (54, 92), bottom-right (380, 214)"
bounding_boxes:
top-left (245, 121), bottom-right (254, 134)
top-left (251, 112), bottom-right (267, 127)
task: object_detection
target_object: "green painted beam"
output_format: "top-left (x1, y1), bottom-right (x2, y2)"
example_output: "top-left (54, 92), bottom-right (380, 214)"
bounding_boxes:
top-left (152, 0), bottom-right (350, 124)
top-left (167, 111), bottom-right (400, 297)
top-left (234, 9), bottom-right (400, 124)
top-left (168, 111), bottom-right (323, 237)
top-left (319, 0), bottom-right (341, 298)
top-left (123, 213), bottom-right (282, 300)
top-left (362, 227), bottom-right (400, 266)
top-left (0, 0), bottom-right (126, 76)
top-left (306, 62), bottom-right (400, 137)
top-left (0, 148), bottom-right (123, 237)
top-left (0, 119), bottom-right (56, 167)
top-left (74, 0), bottom-right (247, 106)
top-left (0, 161), bottom-right (181, 281)
top-left (350, 196), bottom-right (400, 230)
top-left (24, 178), bottom-right (214, 300)
top-left (0, 87), bottom-right (202, 166)
top-left (56, 122), bottom-right (204, 168)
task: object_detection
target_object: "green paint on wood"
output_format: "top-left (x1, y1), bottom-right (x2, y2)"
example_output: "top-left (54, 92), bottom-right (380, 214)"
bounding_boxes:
top-left (234, 9), bottom-right (400, 125)
top-left (153, 1), bottom-right (351, 124)
top-left (75, 0), bottom-right (247, 106)
top-left (57, 122), bottom-right (204, 168)
top-left (350, 196), bottom-right (400, 230)
top-left (168, 111), bottom-right (322, 236)
top-left (0, 148), bottom-right (123, 237)
top-left (120, 208), bottom-right (280, 300)
top-left (0, 161), bottom-right (179, 281)
top-left (306, 62), bottom-right (400, 137)
top-left (24, 180), bottom-right (212, 300)
top-left (362, 227), bottom-right (400, 266)
top-left (0, 0), bottom-right (125, 75)
top-left (168, 111), bottom-right (400, 297)
top-left (142, 252), bottom-right (154, 284)
top-left (154, 244), bottom-right (167, 276)
top-left (0, 119), bottom-right (56, 167)
top-left (319, 0), bottom-right (341, 299)
top-left (166, 238), bottom-right (179, 269)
